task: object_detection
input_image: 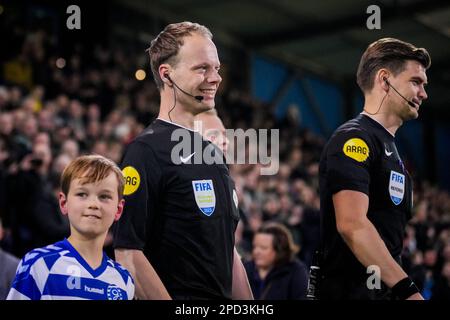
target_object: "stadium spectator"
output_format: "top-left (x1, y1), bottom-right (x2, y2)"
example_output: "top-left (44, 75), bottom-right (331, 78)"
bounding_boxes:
top-left (244, 222), bottom-right (308, 299)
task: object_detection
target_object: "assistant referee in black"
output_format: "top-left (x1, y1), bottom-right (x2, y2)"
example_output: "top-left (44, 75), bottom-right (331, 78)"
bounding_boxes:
top-left (113, 22), bottom-right (253, 300)
top-left (317, 38), bottom-right (430, 300)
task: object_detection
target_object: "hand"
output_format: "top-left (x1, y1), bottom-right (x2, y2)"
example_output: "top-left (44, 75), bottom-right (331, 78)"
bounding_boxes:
top-left (406, 292), bottom-right (424, 300)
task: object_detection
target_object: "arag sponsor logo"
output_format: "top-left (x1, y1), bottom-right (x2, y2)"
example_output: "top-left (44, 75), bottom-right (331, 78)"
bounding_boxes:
top-left (343, 138), bottom-right (369, 162)
top-left (122, 166), bottom-right (140, 196)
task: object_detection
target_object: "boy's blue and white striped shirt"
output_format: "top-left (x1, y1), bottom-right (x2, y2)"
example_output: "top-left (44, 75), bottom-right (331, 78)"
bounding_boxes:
top-left (7, 239), bottom-right (134, 300)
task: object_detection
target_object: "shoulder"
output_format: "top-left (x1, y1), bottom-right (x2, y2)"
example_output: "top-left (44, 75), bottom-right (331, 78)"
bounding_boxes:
top-left (21, 243), bottom-right (66, 265)
top-left (291, 259), bottom-right (308, 272)
top-left (16, 243), bottom-right (66, 278)
top-left (133, 121), bottom-right (174, 146)
top-left (0, 248), bottom-right (20, 266)
top-left (121, 127), bottom-right (164, 170)
top-left (325, 117), bottom-right (379, 163)
top-left (331, 117), bottom-right (374, 145)
top-left (284, 260), bottom-right (308, 284)
top-left (123, 122), bottom-right (176, 163)
top-left (126, 134), bottom-right (157, 153)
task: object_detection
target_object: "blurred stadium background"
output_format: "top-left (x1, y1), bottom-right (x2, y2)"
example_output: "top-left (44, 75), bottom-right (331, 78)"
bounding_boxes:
top-left (0, 0), bottom-right (449, 299)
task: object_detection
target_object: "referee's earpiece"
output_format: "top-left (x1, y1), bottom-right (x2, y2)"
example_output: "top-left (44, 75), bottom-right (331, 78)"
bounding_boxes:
top-left (163, 73), bottom-right (173, 88)
top-left (383, 77), bottom-right (390, 91)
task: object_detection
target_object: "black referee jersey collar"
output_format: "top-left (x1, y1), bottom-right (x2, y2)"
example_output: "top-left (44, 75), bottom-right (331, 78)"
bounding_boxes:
top-left (359, 113), bottom-right (395, 140)
top-left (156, 118), bottom-right (197, 132)
top-left (155, 118), bottom-right (215, 147)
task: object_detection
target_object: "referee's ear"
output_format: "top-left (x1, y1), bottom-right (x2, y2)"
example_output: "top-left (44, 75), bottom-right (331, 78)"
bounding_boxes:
top-left (159, 64), bottom-right (172, 88)
top-left (114, 199), bottom-right (125, 222)
top-left (377, 69), bottom-right (390, 92)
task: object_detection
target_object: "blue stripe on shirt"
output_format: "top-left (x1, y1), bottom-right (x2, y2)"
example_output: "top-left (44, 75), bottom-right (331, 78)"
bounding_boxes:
top-left (42, 274), bottom-right (128, 300)
top-left (11, 272), bottom-right (41, 300)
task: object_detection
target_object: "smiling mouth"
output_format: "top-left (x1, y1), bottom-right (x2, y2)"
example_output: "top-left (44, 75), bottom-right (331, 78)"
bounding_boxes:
top-left (200, 89), bottom-right (216, 96)
top-left (83, 215), bottom-right (101, 220)
top-left (412, 99), bottom-right (421, 107)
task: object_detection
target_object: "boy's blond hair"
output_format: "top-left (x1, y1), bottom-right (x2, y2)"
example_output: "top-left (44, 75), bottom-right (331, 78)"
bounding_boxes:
top-left (61, 155), bottom-right (125, 199)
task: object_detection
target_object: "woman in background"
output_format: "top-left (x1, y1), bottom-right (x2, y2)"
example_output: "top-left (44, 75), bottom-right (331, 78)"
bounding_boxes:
top-left (244, 222), bottom-right (308, 299)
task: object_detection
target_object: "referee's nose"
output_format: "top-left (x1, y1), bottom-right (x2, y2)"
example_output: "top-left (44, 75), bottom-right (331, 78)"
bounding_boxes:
top-left (418, 85), bottom-right (428, 101)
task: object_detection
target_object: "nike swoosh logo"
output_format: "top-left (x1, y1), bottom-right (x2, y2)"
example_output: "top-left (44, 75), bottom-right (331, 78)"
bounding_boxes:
top-left (385, 149), bottom-right (393, 157)
top-left (180, 152), bottom-right (195, 163)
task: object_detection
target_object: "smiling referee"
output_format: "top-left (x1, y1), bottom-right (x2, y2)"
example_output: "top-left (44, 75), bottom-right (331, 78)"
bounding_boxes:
top-left (316, 38), bottom-right (430, 300)
top-left (113, 22), bottom-right (252, 300)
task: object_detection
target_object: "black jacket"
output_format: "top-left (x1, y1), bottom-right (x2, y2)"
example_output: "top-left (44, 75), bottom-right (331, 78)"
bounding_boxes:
top-left (244, 259), bottom-right (308, 300)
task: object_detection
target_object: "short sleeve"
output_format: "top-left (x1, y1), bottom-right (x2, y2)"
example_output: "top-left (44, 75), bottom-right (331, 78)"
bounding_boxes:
top-left (325, 130), bottom-right (375, 196)
top-left (113, 140), bottom-right (163, 250)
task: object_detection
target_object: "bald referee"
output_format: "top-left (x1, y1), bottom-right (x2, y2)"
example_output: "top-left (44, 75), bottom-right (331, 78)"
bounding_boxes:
top-left (113, 22), bottom-right (252, 300)
top-left (316, 38), bottom-right (430, 300)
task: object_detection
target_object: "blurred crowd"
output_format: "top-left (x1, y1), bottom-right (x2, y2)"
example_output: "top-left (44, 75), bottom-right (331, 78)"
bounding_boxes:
top-left (0, 26), bottom-right (449, 300)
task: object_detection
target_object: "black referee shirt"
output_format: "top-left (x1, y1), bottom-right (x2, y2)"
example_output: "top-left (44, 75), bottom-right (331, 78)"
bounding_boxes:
top-left (319, 114), bottom-right (413, 280)
top-left (114, 119), bottom-right (240, 299)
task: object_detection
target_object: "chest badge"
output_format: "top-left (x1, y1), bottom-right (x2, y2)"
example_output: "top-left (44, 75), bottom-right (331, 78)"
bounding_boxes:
top-left (389, 170), bottom-right (405, 205)
top-left (192, 180), bottom-right (216, 216)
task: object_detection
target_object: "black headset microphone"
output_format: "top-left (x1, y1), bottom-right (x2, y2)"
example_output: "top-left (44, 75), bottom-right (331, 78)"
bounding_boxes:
top-left (165, 74), bottom-right (204, 102)
top-left (384, 78), bottom-right (417, 109)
